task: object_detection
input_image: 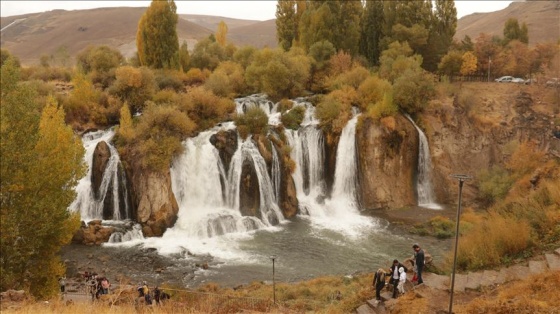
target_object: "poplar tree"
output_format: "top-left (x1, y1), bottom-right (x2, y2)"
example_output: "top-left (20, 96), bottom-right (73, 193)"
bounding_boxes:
top-left (360, 0), bottom-right (384, 65)
top-left (136, 0), bottom-right (179, 69)
top-left (216, 21), bottom-right (229, 47)
top-left (276, 0), bottom-right (297, 51)
top-left (1, 59), bottom-right (84, 299)
top-left (424, 0), bottom-right (457, 71)
top-left (503, 18), bottom-right (529, 45)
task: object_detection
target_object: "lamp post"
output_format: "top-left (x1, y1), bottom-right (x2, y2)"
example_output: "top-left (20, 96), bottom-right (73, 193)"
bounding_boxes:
top-left (487, 57), bottom-right (492, 82)
top-left (270, 255), bottom-right (277, 304)
top-left (449, 174), bottom-right (472, 314)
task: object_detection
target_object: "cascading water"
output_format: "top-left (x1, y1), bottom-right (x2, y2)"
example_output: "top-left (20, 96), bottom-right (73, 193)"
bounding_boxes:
top-left (70, 129), bottom-right (131, 220)
top-left (235, 94), bottom-right (281, 125)
top-left (271, 143), bottom-right (281, 203)
top-left (405, 115), bottom-right (441, 209)
top-left (286, 105), bottom-right (377, 234)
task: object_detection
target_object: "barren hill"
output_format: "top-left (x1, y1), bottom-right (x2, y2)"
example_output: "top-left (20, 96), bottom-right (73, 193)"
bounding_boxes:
top-left (0, 7), bottom-right (275, 65)
top-left (455, 0), bottom-right (560, 45)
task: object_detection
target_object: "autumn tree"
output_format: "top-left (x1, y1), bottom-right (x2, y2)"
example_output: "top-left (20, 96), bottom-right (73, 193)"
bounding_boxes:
top-left (179, 41), bottom-right (190, 72)
top-left (136, 0), bottom-right (180, 69)
top-left (216, 21), bottom-right (229, 46)
top-left (438, 50), bottom-right (463, 77)
top-left (76, 45), bottom-right (123, 88)
top-left (276, 0), bottom-right (297, 51)
top-left (245, 47), bottom-right (311, 100)
top-left (360, 0), bottom-right (384, 66)
top-left (460, 51), bottom-right (478, 76)
top-left (1, 59), bottom-right (84, 299)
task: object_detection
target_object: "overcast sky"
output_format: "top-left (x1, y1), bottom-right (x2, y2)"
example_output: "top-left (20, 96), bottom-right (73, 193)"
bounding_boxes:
top-left (1, 1), bottom-right (514, 20)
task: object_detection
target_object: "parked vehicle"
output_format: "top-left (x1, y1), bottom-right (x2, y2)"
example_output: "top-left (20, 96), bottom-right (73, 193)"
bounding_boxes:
top-left (512, 77), bottom-right (525, 83)
top-left (546, 78), bottom-right (559, 87)
top-left (495, 76), bottom-right (514, 83)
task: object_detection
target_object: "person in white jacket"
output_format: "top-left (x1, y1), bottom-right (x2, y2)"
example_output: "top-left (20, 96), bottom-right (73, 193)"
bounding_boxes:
top-left (397, 267), bottom-right (406, 295)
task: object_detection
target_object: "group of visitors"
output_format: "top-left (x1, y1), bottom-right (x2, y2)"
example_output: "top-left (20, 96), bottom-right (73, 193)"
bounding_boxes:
top-left (137, 281), bottom-right (170, 305)
top-left (372, 243), bottom-right (425, 302)
top-left (83, 271), bottom-right (111, 300)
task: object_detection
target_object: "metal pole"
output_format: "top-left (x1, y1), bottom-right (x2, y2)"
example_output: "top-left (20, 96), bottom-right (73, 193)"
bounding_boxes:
top-left (487, 57), bottom-right (491, 82)
top-left (448, 174), bottom-right (471, 314)
top-left (271, 255), bottom-right (277, 304)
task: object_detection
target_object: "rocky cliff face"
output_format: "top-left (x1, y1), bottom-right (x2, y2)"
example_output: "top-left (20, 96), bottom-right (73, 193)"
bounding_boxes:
top-left (356, 115), bottom-right (418, 209)
top-left (424, 87), bottom-right (556, 204)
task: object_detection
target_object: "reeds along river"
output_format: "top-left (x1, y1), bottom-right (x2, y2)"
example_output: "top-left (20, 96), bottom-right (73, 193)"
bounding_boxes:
top-left (74, 95), bottom-right (450, 288)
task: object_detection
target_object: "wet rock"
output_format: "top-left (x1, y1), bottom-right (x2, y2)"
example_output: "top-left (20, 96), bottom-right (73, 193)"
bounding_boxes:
top-left (210, 130), bottom-right (238, 173)
top-left (72, 221), bottom-right (115, 245)
top-left (356, 115), bottom-right (417, 209)
top-left (239, 157), bottom-right (261, 219)
top-left (131, 170), bottom-right (179, 237)
top-left (91, 141), bottom-right (111, 199)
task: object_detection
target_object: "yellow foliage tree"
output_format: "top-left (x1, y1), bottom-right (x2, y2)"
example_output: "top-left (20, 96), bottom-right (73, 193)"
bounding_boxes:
top-left (216, 21), bottom-right (229, 47)
top-left (1, 60), bottom-right (84, 299)
top-left (460, 51), bottom-right (477, 76)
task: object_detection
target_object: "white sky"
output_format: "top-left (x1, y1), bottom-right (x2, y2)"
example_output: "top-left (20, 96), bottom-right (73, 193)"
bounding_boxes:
top-left (1, 1), bottom-right (514, 20)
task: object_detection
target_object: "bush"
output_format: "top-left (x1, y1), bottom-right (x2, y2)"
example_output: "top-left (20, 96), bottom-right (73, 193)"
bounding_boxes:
top-left (281, 105), bottom-right (306, 130)
top-left (154, 70), bottom-right (184, 92)
top-left (22, 66), bottom-right (72, 82)
top-left (178, 86), bottom-right (235, 131)
top-left (477, 166), bottom-right (514, 205)
top-left (357, 76), bottom-right (393, 112)
top-left (327, 65), bottom-right (370, 91)
top-left (183, 67), bottom-right (209, 86)
top-left (235, 107), bottom-right (269, 139)
top-left (204, 61), bottom-right (245, 98)
top-left (430, 216), bottom-right (455, 239)
top-left (108, 66), bottom-right (156, 114)
top-left (315, 93), bottom-right (351, 134)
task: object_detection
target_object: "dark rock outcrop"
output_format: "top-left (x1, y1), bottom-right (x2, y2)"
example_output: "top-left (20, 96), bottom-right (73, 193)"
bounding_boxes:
top-left (356, 115), bottom-right (418, 209)
top-left (91, 141), bottom-right (111, 199)
top-left (210, 130), bottom-right (238, 173)
top-left (239, 156), bottom-right (261, 219)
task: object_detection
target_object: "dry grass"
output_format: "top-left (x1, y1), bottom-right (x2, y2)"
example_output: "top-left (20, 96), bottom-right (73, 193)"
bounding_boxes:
top-left (456, 271), bottom-right (560, 314)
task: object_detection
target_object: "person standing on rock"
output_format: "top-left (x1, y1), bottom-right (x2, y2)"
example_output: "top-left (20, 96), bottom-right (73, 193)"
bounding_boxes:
top-left (397, 267), bottom-right (406, 295)
top-left (388, 259), bottom-right (407, 298)
top-left (413, 243), bottom-right (425, 285)
top-left (372, 268), bottom-right (387, 302)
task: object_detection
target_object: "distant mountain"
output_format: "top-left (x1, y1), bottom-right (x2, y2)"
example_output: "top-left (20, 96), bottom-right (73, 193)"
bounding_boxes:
top-left (455, 0), bottom-right (560, 45)
top-left (0, 7), bottom-right (275, 65)
top-left (1, 2), bottom-right (558, 66)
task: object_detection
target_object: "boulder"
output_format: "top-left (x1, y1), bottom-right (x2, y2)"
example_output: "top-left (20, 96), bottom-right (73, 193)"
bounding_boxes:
top-left (239, 157), bottom-right (261, 219)
top-left (131, 171), bottom-right (179, 237)
top-left (72, 220), bottom-right (116, 245)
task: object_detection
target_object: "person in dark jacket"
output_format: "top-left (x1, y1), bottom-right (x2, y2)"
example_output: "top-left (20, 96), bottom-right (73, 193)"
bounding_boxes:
top-left (413, 243), bottom-right (425, 284)
top-left (372, 268), bottom-right (387, 301)
top-left (388, 259), bottom-right (408, 298)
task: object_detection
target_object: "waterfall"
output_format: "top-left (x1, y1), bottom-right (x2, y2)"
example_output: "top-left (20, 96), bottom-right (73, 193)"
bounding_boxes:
top-left (286, 106), bottom-right (375, 234)
top-left (169, 126), bottom-right (283, 239)
top-left (235, 94), bottom-right (281, 125)
top-left (405, 115), bottom-right (441, 209)
top-left (331, 114), bottom-right (360, 207)
top-left (108, 223), bottom-right (144, 243)
top-left (70, 129), bottom-right (131, 220)
top-left (271, 142), bottom-right (281, 203)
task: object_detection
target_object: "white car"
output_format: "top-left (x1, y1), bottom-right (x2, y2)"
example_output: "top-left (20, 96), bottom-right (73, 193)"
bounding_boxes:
top-left (512, 78), bottom-right (525, 83)
top-left (495, 76), bottom-right (513, 83)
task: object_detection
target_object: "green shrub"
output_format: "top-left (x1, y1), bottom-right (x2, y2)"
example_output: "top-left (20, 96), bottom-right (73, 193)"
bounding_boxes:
top-left (235, 107), bottom-right (269, 140)
top-left (478, 166), bottom-right (514, 205)
top-left (179, 86), bottom-right (235, 131)
top-left (281, 106), bottom-right (306, 130)
top-left (430, 216), bottom-right (455, 239)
